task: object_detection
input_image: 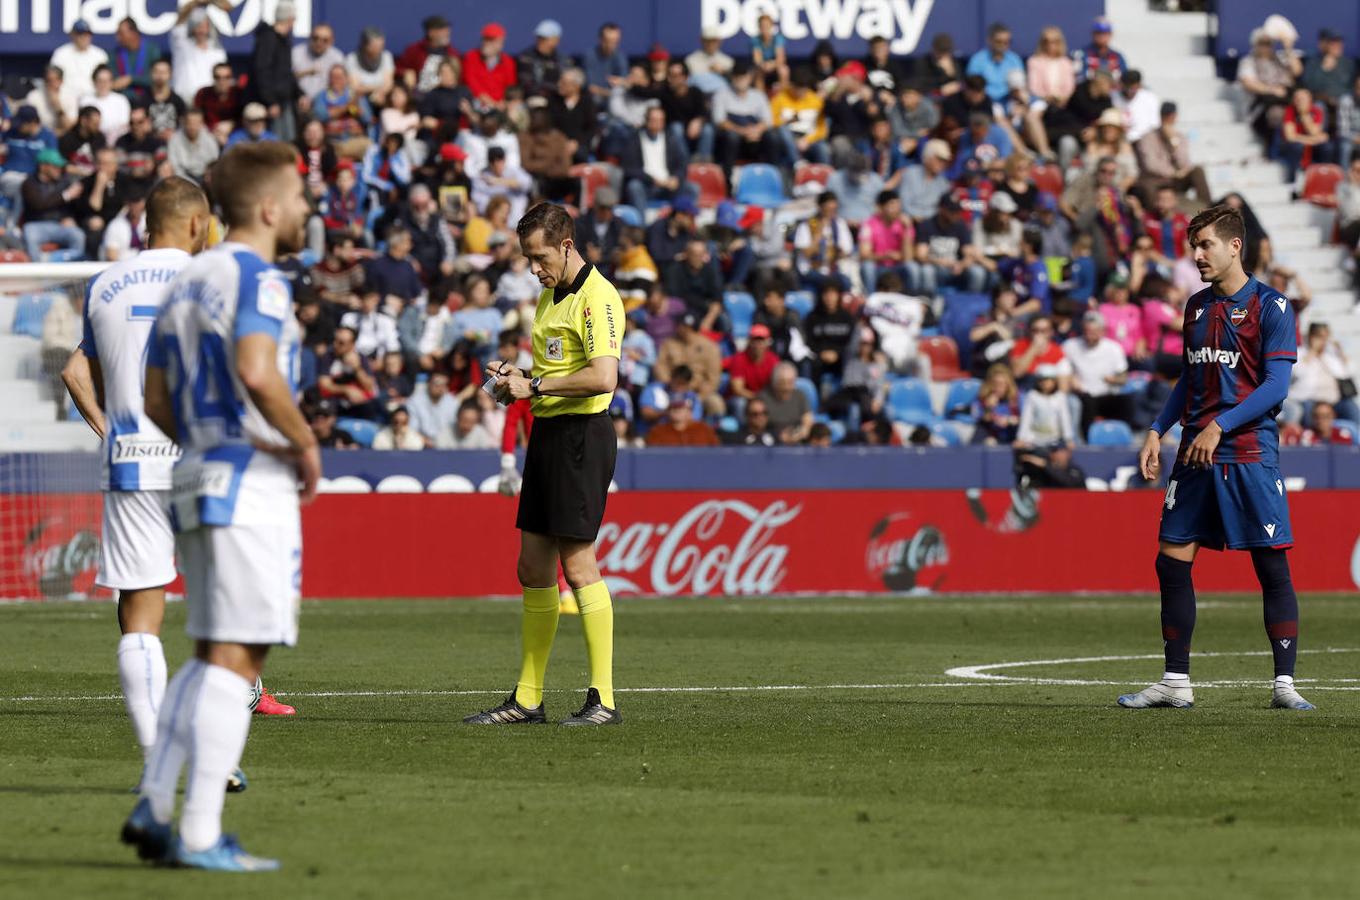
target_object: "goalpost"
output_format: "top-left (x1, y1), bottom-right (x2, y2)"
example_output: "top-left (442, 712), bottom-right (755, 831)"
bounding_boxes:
top-left (0, 263), bottom-right (108, 601)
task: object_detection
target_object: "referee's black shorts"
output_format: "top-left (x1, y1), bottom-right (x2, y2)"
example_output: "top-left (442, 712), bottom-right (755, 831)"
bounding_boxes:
top-left (516, 411), bottom-right (617, 542)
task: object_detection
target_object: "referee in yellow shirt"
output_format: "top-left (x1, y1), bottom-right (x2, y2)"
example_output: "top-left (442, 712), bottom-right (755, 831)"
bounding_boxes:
top-left (464, 202), bottom-right (624, 727)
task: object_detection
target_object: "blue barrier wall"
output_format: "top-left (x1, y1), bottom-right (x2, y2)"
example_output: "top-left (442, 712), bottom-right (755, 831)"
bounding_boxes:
top-left (4, 445), bottom-right (1355, 493)
top-left (0, 0), bottom-right (1102, 61)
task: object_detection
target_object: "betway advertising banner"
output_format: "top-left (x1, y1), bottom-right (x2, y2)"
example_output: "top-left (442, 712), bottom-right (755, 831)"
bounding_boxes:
top-left (0, 0), bottom-right (1101, 59)
top-left (10, 490), bottom-right (1358, 599)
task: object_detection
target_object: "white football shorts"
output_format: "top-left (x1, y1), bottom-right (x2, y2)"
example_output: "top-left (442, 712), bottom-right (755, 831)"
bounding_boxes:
top-left (97, 490), bottom-right (176, 591)
top-left (179, 519), bottom-right (302, 647)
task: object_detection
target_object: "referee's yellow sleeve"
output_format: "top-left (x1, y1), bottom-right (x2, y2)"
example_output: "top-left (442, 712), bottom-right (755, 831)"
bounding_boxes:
top-left (583, 281), bottom-right (624, 361)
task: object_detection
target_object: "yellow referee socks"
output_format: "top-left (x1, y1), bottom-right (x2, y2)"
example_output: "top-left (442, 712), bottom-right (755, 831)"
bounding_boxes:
top-left (575, 581), bottom-right (615, 708)
top-left (516, 585), bottom-right (560, 709)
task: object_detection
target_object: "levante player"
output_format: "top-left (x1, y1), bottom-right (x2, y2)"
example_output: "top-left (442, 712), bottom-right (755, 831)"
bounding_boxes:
top-left (1120, 203), bottom-right (1313, 711)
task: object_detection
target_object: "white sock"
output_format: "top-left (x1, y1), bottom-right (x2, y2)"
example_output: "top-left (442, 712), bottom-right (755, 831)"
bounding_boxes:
top-left (117, 632), bottom-right (167, 760)
top-left (142, 659), bottom-right (206, 824)
top-left (179, 664), bottom-right (253, 852)
top-left (1275, 675), bottom-right (1294, 687)
top-left (1162, 672), bottom-right (1190, 683)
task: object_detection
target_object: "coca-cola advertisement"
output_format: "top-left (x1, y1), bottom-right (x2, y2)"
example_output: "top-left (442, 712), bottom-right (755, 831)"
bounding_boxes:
top-left (0, 496), bottom-right (103, 599)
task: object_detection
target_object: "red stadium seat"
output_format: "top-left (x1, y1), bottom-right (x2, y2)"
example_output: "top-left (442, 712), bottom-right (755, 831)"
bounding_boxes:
top-left (569, 162), bottom-right (616, 208)
top-left (687, 163), bottom-right (727, 208)
top-left (1030, 163), bottom-right (1064, 197)
top-left (1302, 163), bottom-right (1344, 209)
top-left (795, 163), bottom-right (834, 190)
top-left (920, 335), bottom-right (965, 380)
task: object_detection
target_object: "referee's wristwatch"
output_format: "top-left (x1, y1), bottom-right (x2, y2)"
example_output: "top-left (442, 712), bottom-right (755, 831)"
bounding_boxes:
top-left (529, 376), bottom-right (543, 397)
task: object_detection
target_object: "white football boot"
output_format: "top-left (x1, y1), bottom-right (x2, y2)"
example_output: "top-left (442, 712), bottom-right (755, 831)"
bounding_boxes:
top-left (1271, 679), bottom-right (1316, 710)
top-left (1117, 681), bottom-right (1194, 709)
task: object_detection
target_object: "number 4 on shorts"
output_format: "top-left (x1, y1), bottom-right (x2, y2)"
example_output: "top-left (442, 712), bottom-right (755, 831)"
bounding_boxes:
top-left (1164, 479), bottom-right (1178, 511)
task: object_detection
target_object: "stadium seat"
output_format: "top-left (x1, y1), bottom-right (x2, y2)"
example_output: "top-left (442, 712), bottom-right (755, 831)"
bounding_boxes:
top-left (733, 164), bottom-right (786, 208)
top-left (785, 290), bottom-right (814, 319)
top-left (12, 293), bottom-right (53, 339)
top-left (794, 162), bottom-right (834, 191)
top-left (686, 162), bottom-right (728, 208)
top-left (930, 421), bottom-right (964, 446)
top-left (337, 417), bottom-right (379, 448)
top-left (1087, 419), bottom-right (1134, 446)
top-left (723, 291), bottom-right (756, 340)
top-left (570, 162), bottom-right (618, 208)
top-left (1122, 370), bottom-right (1152, 394)
top-left (1031, 163), bottom-right (1064, 197)
top-left (1333, 419), bottom-right (1360, 444)
top-left (886, 377), bottom-right (935, 425)
top-left (825, 419), bottom-right (846, 444)
top-left (942, 378), bottom-right (981, 421)
top-left (939, 292), bottom-right (992, 363)
top-left (795, 376), bottom-right (819, 413)
top-left (613, 204), bottom-right (643, 227)
top-left (919, 335), bottom-right (965, 380)
top-left (718, 415), bottom-right (739, 433)
top-left (1301, 164), bottom-right (1344, 208)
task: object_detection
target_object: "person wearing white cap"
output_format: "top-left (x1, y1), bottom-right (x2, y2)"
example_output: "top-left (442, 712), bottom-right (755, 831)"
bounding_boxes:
top-left (49, 19), bottom-right (109, 100)
top-left (686, 25), bottom-right (733, 81)
top-left (972, 190), bottom-right (1023, 268)
top-left (1237, 27), bottom-right (1300, 139)
top-left (518, 20), bottom-right (565, 98)
top-left (170, 0), bottom-right (229, 104)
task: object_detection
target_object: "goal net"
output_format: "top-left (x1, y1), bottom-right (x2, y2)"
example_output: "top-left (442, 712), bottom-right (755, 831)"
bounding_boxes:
top-left (0, 263), bottom-right (108, 601)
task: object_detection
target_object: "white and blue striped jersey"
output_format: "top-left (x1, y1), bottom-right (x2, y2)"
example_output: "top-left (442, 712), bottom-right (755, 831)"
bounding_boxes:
top-left (148, 242), bottom-right (302, 531)
top-left (80, 248), bottom-right (191, 492)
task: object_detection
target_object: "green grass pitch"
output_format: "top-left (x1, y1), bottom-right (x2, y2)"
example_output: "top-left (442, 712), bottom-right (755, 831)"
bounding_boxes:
top-left (3, 595), bottom-right (1360, 898)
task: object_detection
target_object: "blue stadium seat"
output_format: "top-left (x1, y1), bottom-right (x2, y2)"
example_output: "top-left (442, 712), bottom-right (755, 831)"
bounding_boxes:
top-left (12, 293), bottom-right (54, 338)
top-left (1122, 370), bottom-right (1152, 394)
top-left (785, 290), bottom-right (814, 319)
top-left (930, 421), bottom-right (964, 446)
top-left (825, 420), bottom-right (846, 444)
top-left (718, 415), bottom-right (740, 434)
top-left (724, 291), bottom-right (756, 340)
top-left (1087, 419), bottom-right (1134, 446)
top-left (614, 204), bottom-right (643, 227)
top-left (733, 164), bottom-right (786, 208)
top-left (886, 377), bottom-right (935, 425)
top-left (939, 292), bottom-right (991, 363)
top-left (337, 416), bottom-right (380, 448)
top-left (1334, 419), bottom-right (1360, 445)
top-left (795, 376), bottom-right (819, 413)
top-left (942, 378), bottom-right (981, 421)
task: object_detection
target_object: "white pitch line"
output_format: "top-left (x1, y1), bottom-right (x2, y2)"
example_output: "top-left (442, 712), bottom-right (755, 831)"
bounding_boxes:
top-left (946, 648), bottom-right (1360, 685)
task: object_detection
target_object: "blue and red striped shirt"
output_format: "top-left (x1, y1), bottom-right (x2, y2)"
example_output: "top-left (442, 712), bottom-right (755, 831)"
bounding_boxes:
top-left (1176, 276), bottom-right (1296, 464)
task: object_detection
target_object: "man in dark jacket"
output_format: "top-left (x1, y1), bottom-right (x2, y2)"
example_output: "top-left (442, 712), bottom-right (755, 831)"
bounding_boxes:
top-left (21, 148), bottom-right (85, 260)
top-left (623, 106), bottom-right (691, 213)
top-left (664, 237), bottom-right (724, 330)
top-left (516, 20), bottom-right (564, 99)
top-left (248, 0), bottom-right (299, 141)
top-left (576, 185), bottom-right (623, 275)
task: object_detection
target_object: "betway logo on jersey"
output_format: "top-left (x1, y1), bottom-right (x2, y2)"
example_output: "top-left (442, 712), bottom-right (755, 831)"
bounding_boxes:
top-left (0, 0), bottom-right (310, 39)
top-left (702, 0), bottom-right (936, 53)
top-left (1186, 347), bottom-right (1241, 369)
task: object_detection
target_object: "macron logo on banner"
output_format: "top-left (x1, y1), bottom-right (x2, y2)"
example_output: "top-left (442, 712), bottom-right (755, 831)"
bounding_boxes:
top-left (1186, 347), bottom-right (1240, 368)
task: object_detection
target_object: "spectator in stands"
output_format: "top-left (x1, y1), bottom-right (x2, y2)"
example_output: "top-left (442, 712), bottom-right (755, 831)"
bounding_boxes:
top-left (967, 287), bottom-right (1022, 375)
top-left (916, 195), bottom-right (987, 295)
top-left (647, 197), bottom-right (698, 276)
top-left (448, 400), bottom-right (496, 449)
top-left (308, 399), bottom-right (358, 449)
top-left (318, 326), bottom-right (379, 417)
top-left (297, 294), bottom-right (339, 358)
top-left (2, 106), bottom-right (57, 217)
top-left (632, 281), bottom-right (684, 343)
top-left (167, 108), bottom-right (217, 181)
top-left (858, 189), bottom-right (916, 293)
top-left (794, 191), bottom-right (854, 292)
top-left (899, 138), bottom-right (953, 221)
top-left (1015, 363), bottom-right (1076, 452)
top-left (374, 351), bottom-right (414, 407)
top-left (1024, 27), bottom-right (1075, 163)
top-left (469, 147), bottom-right (531, 227)
top-left (1289, 401), bottom-right (1357, 446)
top-left (313, 234), bottom-right (365, 307)
top-left (1238, 29), bottom-right (1300, 141)
top-left (966, 22), bottom-right (1023, 103)
top-left (293, 22), bottom-right (344, 104)
top-left (1017, 441), bottom-right (1087, 488)
top-left (463, 22), bottom-right (516, 109)
top-left (750, 13), bottom-right (788, 89)
top-left (418, 61), bottom-right (473, 154)
top-left (1292, 322), bottom-right (1360, 424)
top-left (885, 82), bottom-right (938, 163)
top-left (1009, 314), bottom-right (1069, 387)
top-left (458, 110), bottom-right (520, 179)
top-left (951, 111), bottom-right (1013, 179)
top-left (620, 321), bottom-right (657, 391)
top-left (754, 285), bottom-right (808, 365)
top-left (395, 184), bottom-right (453, 283)
top-left (362, 132), bottom-right (412, 207)
top-left (1139, 276), bottom-right (1184, 378)
top-left (101, 185), bottom-right (146, 260)
top-left (623, 106), bottom-right (690, 213)
top-left (1142, 185), bottom-right (1190, 262)
top-left (341, 287), bottom-right (401, 364)
top-left (727, 323), bottom-right (778, 401)
top-left (50, 20), bottom-right (108, 100)
top-left (639, 363), bottom-right (702, 426)
top-left (1133, 102), bottom-right (1211, 207)
top-left (664, 237), bottom-right (723, 330)
top-left (246, 1), bottom-right (299, 141)
top-left (825, 324), bottom-right (889, 424)
top-left (445, 274), bottom-right (503, 361)
top-left (803, 281), bottom-right (855, 382)
top-left (1082, 109), bottom-right (1138, 195)
top-left (115, 107), bottom-right (166, 195)
top-left (1280, 86), bottom-right (1335, 181)
top-left (143, 59), bottom-right (185, 142)
top-left (518, 107), bottom-right (574, 201)
top-left (1032, 192), bottom-right (1072, 258)
top-left (516, 20), bottom-right (564, 99)
top-left (713, 60), bottom-right (779, 175)
top-left (1339, 76), bottom-right (1360, 170)
top-left (970, 362), bottom-right (1021, 444)
top-left (973, 191), bottom-right (1023, 277)
top-left (725, 396), bottom-right (778, 447)
top-left (75, 146), bottom-right (126, 252)
top-left (686, 25), bottom-right (734, 82)
top-left (195, 63), bottom-right (243, 143)
top-left (1063, 309), bottom-right (1133, 436)
top-left (25, 65), bottom-right (77, 135)
top-left (1337, 158), bottom-right (1360, 247)
top-left (227, 102), bottom-right (278, 147)
top-left (365, 226), bottom-right (423, 303)
top-left (1050, 69), bottom-right (1114, 170)
top-left (760, 361), bottom-right (814, 444)
top-left (345, 26), bottom-right (395, 109)
top-left (322, 161), bottom-right (366, 241)
top-left (395, 15), bottom-right (456, 94)
top-left (661, 60), bottom-right (713, 166)
top-left (546, 68), bottom-right (595, 163)
top-left (861, 115), bottom-right (910, 191)
top-left (1113, 70), bottom-right (1159, 143)
top-left (578, 185), bottom-right (623, 273)
top-left (109, 17), bottom-right (160, 100)
top-left (21, 148), bottom-right (84, 261)
top-left (1301, 28), bottom-right (1354, 114)
top-left (1077, 16), bottom-right (1126, 82)
top-left (81, 65), bottom-right (131, 144)
top-left (1069, 156), bottom-right (1136, 280)
top-left (654, 312), bottom-right (724, 416)
top-left (408, 370), bottom-right (459, 445)
top-left (313, 63), bottom-right (374, 159)
top-left (771, 67), bottom-right (830, 166)
top-left (584, 22), bottom-right (628, 102)
top-left (372, 405), bottom-right (425, 450)
top-left (169, 2), bottom-right (227, 105)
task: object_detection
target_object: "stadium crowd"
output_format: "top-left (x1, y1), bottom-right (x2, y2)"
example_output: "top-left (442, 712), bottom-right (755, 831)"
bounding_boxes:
top-left (9, 3), bottom-right (1360, 470)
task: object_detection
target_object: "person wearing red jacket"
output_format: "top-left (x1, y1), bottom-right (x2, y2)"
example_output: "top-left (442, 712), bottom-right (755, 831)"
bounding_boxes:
top-left (395, 15), bottom-right (457, 94)
top-left (1142, 184), bottom-right (1190, 261)
top-left (463, 23), bottom-right (517, 109)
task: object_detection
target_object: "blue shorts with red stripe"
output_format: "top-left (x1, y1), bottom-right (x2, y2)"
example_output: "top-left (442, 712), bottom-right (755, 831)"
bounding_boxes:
top-left (1158, 461), bottom-right (1294, 551)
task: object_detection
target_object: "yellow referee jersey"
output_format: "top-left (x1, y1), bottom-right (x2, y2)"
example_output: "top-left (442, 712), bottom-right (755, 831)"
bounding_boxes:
top-left (530, 262), bottom-right (624, 417)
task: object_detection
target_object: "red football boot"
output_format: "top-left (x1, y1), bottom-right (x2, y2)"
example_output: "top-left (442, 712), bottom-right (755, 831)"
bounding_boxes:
top-left (253, 689), bottom-right (296, 716)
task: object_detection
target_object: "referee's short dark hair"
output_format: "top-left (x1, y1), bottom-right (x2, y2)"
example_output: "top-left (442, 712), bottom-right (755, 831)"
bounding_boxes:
top-left (1187, 203), bottom-right (1245, 246)
top-left (517, 202), bottom-right (575, 247)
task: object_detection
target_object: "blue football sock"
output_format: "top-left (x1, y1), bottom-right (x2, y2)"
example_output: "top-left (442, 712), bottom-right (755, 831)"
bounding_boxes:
top-left (1252, 548), bottom-right (1298, 678)
top-left (1156, 554), bottom-right (1196, 676)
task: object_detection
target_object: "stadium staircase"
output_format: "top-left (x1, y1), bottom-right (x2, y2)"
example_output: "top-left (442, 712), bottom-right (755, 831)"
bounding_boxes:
top-left (1105, 0), bottom-right (1356, 352)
